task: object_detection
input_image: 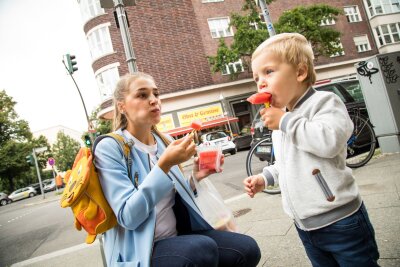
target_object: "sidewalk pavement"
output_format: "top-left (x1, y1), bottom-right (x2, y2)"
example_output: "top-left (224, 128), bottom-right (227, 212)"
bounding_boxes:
top-left (12, 153), bottom-right (400, 267)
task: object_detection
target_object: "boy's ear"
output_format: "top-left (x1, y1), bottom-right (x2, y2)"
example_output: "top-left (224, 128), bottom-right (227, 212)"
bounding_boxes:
top-left (297, 63), bottom-right (308, 83)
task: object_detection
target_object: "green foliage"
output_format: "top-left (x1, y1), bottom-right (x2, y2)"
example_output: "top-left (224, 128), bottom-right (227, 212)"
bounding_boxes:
top-left (208, 0), bottom-right (267, 78)
top-left (82, 107), bottom-right (112, 141)
top-left (0, 141), bottom-right (32, 191)
top-left (0, 90), bottom-right (35, 192)
top-left (31, 135), bottom-right (52, 169)
top-left (275, 4), bottom-right (343, 59)
top-left (0, 90), bottom-right (32, 145)
top-left (207, 1), bottom-right (343, 78)
top-left (52, 131), bottom-right (81, 172)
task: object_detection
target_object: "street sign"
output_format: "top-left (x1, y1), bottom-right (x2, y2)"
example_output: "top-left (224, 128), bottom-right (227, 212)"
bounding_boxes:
top-left (34, 147), bottom-right (47, 154)
top-left (48, 157), bottom-right (55, 166)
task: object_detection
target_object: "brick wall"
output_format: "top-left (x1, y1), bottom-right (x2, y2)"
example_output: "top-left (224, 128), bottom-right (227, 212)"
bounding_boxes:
top-left (94, 0), bottom-right (214, 94)
top-left (85, 0), bottom-right (379, 95)
top-left (267, 0), bottom-right (378, 64)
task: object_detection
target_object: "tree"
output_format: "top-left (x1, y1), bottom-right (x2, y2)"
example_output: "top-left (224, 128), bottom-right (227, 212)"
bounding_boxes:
top-left (208, 1), bottom-right (342, 78)
top-left (52, 131), bottom-right (81, 172)
top-left (274, 4), bottom-right (343, 59)
top-left (81, 107), bottom-right (112, 141)
top-left (208, 0), bottom-right (268, 78)
top-left (0, 90), bottom-right (33, 192)
top-left (0, 90), bottom-right (32, 145)
top-left (0, 141), bottom-right (32, 192)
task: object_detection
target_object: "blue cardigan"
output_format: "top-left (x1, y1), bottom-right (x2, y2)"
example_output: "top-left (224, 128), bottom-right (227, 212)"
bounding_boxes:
top-left (94, 129), bottom-right (212, 267)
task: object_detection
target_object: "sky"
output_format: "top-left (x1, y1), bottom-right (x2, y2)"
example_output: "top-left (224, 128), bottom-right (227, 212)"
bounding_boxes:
top-left (0, 0), bottom-right (101, 134)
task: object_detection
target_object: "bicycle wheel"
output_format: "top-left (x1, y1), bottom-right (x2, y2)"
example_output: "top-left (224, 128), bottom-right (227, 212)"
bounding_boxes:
top-left (246, 138), bottom-right (280, 194)
top-left (346, 114), bottom-right (376, 168)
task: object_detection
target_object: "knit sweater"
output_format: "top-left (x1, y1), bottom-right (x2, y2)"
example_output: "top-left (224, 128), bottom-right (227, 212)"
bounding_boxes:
top-left (262, 88), bottom-right (362, 231)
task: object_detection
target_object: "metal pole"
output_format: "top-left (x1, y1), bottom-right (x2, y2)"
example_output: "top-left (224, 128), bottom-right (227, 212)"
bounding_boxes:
top-left (114, 0), bottom-right (138, 73)
top-left (219, 94), bottom-right (233, 138)
top-left (258, 0), bottom-right (276, 37)
top-left (32, 150), bottom-right (45, 199)
top-left (52, 167), bottom-right (58, 194)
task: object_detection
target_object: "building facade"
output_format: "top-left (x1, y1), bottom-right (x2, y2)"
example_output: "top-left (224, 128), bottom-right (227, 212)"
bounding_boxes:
top-left (77, 0), bottom-right (397, 136)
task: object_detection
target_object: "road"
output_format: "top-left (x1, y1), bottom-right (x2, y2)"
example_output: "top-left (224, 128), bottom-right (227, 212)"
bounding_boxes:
top-left (0, 149), bottom-right (251, 266)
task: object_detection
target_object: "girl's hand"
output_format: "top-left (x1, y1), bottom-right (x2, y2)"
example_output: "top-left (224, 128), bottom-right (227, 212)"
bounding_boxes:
top-left (192, 155), bottom-right (225, 181)
top-left (243, 175), bottom-right (265, 198)
top-left (158, 135), bottom-right (196, 173)
top-left (260, 107), bottom-right (285, 130)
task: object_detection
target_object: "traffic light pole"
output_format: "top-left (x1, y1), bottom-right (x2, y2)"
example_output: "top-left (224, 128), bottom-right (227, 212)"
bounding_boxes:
top-left (113, 0), bottom-right (138, 73)
top-left (32, 150), bottom-right (45, 199)
top-left (62, 60), bottom-right (92, 131)
top-left (258, 0), bottom-right (276, 37)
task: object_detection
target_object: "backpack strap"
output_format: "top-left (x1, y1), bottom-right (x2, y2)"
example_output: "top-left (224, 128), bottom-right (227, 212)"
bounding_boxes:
top-left (93, 133), bottom-right (137, 188)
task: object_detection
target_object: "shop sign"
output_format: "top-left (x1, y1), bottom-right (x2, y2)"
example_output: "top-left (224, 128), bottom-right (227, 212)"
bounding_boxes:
top-left (177, 104), bottom-right (223, 127)
top-left (156, 114), bottom-right (175, 132)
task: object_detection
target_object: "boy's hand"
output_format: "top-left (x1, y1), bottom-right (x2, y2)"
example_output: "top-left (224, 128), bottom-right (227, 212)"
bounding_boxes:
top-left (260, 107), bottom-right (285, 130)
top-left (243, 175), bottom-right (265, 198)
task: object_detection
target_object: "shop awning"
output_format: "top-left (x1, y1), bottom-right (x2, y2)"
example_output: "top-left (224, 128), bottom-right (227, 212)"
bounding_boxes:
top-left (162, 116), bottom-right (239, 137)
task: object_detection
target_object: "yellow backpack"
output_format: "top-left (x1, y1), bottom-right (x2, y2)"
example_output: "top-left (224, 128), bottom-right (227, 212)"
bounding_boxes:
top-left (60, 133), bottom-right (133, 244)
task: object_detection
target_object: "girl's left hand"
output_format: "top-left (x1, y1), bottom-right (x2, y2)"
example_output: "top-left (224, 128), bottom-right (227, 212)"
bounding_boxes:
top-left (192, 155), bottom-right (224, 181)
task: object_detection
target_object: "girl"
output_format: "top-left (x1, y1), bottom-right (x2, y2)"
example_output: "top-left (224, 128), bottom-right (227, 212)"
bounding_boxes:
top-left (95, 72), bottom-right (261, 267)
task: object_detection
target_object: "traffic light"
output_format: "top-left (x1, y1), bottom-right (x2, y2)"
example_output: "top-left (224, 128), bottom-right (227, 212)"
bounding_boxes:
top-left (26, 154), bottom-right (34, 166)
top-left (66, 54), bottom-right (78, 74)
top-left (84, 135), bottom-right (92, 147)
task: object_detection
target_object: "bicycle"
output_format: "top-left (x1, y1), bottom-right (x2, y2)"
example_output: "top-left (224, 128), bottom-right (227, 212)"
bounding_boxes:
top-left (245, 107), bottom-right (376, 194)
top-left (246, 137), bottom-right (281, 194)
top-left (346, 108), bottom-right (377, 168)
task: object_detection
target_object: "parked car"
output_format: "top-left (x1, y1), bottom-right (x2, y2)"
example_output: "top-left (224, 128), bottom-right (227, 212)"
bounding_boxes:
top-left (0, 192), bottom-right (12, 206)
top-left (8, 186), bottom-right (37, 201)
top-left (44, 180), bottom-right (57, 192)
top-left (233, 124), bottom-right (252, 150)
top-left (252, 79), bottom-right (370, 161)
top-left (29, 182), bottom-right (47, 194)
top-left (199, 131), bottom-right (237, 155)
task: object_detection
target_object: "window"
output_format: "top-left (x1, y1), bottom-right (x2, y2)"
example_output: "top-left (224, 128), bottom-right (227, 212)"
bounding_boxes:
top-left (330, 39), bottom-right (345, 57)
top-left (207, 17), bottom-right (233, 38)
top-left (365, 0), bottom-right (400, 17)
top-left (79, 0), bottom-right (105, 22)
top-left (96, 66), bottom-right (120, 100)
top-left (320, 17), bottom-right (336, 26)
top-left (375, 23), bottom-right (400, 46)
top-left (87, 24), bottom-right (113, 60)
top-left (344, 6), bottom-right (362, 22)
top-left (222, 59), bottom-right (244, 75)
top-left (202, 0), bottom-right (224, 2)
top-left (353, 35), bottom-right (372, 52)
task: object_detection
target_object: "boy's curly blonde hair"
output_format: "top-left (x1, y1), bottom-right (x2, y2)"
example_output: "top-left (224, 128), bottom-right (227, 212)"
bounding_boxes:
top-left (252, 33), bottom-right (316, 87)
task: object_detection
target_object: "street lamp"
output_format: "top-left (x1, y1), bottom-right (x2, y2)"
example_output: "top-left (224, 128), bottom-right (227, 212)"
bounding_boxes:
top-left (100, 0), bottom-right (138, 73)
top-left (219, 93), bottom-right (233, 138)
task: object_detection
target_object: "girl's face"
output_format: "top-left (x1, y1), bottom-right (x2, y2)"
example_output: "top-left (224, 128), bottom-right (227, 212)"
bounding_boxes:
top-left (119, 77), bottom-right (161, 127)
top-left (252, 51), bottom-right (307, 110)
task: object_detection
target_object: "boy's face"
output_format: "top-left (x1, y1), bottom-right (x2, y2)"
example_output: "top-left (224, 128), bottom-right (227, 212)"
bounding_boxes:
top-left (252, 51), bottom-right (306, 110)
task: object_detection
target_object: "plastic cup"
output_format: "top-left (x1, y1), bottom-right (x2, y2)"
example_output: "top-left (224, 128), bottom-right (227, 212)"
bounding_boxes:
top-left (197, 145), bottom-right (222, 172)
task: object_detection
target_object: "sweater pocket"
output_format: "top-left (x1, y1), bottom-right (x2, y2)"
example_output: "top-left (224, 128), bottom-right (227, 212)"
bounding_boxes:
top-left (312, 169), bottom-right (335, 202)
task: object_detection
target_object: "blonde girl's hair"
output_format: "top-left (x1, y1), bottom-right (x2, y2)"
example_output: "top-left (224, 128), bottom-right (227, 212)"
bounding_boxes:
top-left (252, 33), bottom-right (317, 87)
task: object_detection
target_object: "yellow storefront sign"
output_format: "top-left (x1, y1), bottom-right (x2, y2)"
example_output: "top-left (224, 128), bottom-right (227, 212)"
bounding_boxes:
top-left (156, 114), bottom-right (175, 132)
top-left (178, 104), bottom-right (223, 127)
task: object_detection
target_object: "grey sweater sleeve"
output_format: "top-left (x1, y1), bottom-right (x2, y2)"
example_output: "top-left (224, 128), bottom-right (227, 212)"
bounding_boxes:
top-left (281, 93), bottom-right (353, 159)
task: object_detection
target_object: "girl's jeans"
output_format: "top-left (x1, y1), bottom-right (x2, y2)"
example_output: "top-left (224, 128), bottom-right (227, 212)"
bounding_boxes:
top-left (296, 202), bottom-right (380, 267)
top-left (152, 229), bottom-right (261, 267)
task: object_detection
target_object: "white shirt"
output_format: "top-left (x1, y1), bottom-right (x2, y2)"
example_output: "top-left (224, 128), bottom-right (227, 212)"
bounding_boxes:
top-left (123, 130), bottom-right (177, 241)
